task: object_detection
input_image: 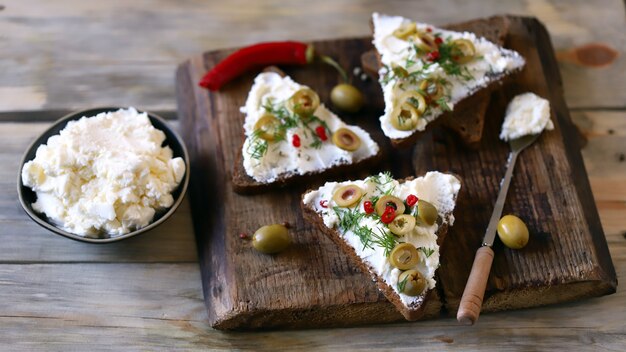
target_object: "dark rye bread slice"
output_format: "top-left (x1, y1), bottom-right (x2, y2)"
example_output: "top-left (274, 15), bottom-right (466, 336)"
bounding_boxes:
top-left (300, 174), bottom-right (460, 321)
top-left (232, 67), bottom-right (383, 194)
top-left (362, 15), bottom-right (517, 148)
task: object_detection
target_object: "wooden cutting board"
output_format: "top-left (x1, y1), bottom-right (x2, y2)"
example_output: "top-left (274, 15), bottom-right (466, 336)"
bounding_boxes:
top-left (175, 16), bottom-right (616, 330)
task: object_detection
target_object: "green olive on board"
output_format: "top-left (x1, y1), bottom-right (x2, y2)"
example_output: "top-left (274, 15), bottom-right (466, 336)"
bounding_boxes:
top-left (252, 224), bottom-right (291, 254)
top-left (332, 184), bottom-right (363, 208)
top-left (397, 269), bottom-right (427, 296)
top-left (497, 215), bottom-right (529, 249)
top-left (389, 243), bottom-right (420, 270)
top-left (330, 83), bottom-right (364, 113)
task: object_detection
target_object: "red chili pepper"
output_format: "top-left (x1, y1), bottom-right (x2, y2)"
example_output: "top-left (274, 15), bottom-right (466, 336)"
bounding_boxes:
top-left (198, 41), bottom-right (315, 91)
top-left (406, 194), bottom-right (418, 207)
top-left (434, 37), bottom-right (443, 45)
top-left (292, 134), bottom-right (301, 147)
top-left (320, 200), bottom-right (328, 208)
top-left (426, 51), bottom-right (440, 62)
top-left (363, 201), bottom-right (374, 214)
top-left (381, 207), bottom-right (396, 224)
top-left (315, 126), bottom-right (328, 141)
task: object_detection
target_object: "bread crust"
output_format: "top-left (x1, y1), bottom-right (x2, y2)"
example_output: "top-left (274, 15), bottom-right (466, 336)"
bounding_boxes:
top-left (300, 175), bottom-right (458, 321)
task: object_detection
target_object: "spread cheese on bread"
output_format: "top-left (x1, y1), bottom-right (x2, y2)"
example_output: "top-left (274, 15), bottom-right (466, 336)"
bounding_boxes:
top-left (372, 13), bottom-right (525, 141)
top-left (302, 172), bottom-right (461, 320)
top-left (240, 72), bottom-right (380, 184)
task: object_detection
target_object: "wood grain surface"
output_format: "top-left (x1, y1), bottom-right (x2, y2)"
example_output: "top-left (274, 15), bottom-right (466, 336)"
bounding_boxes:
top-left (1, 0), bottom-right (625, 350)
top-left (175, 17), bottom-right (616, 330)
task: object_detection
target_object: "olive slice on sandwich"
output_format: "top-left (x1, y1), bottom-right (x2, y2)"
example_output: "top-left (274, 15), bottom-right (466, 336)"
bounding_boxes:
top-left (253, 113), bottom-right (283, 141)
top-left (416, 200), bottom-right (438, 226)
top-left (419, 78), bottom-right (445, 101)
top-left (388, 214), bottom-right (416, 236)
top-left (450, 39), bottom-right (476, 64)
top-left (390, 243), bottom-right (420, 270)
top-left (392, 22), bottom-right (417, 40)
top-left (390, 91), bottom-right (426, 131)
top-left (332, 184), bottom-right (363, 207)
top-left (332, 128), bottom-right (361, 151)
top-left (398, 269), bottom-right (427, 296)
top-left (375, 195), bottom-right (406, 217)
top-left (288, 88), bottom-right (320, 118)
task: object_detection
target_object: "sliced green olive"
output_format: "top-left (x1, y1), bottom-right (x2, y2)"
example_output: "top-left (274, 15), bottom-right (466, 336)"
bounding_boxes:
top-left (419, 78), bottom-right (445, 101)
top-left (253, 113), bottom-right (283, 141)
top-left (332, 184), bottom-right (363, 208)
top-left (398, 269), bottom-right (427, 296)
top-left (330, 83), bottom-right (364, 113)
top-left (417, 200), bottom-right (438, 226)
top-left (450, 39), bottom-right (476, 64)
top-left (390, 91), bottom-right (426, 131)
top-left (375, 195), bottom-right (406, 217)
top-left (288, 88), bottom-right (320, 117)
top-left (497, 215), bottom-right (529, 249)
top-left (332, 128), bottom-right (361, 151)
top-left (393, 22), bottom-right (417, 40)
top-left (414, 32), bottom-right (437, 52)
top-left (390, 243), bottom-right (420, 269)
top-left (252, 224), bottom-right (291, 254)
top-left (388, 214), bottom-right (416, 236)
top-left (391, 63), bottom-right (409, 78)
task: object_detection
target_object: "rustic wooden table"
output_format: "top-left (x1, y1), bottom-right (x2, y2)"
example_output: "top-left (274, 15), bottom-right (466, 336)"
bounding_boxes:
top-left (1, 0), bottom-right (624, 350)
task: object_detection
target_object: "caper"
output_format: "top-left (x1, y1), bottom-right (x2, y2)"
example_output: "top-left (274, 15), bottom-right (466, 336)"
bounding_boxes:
top-left (497, 215), bottom-right (529, 249)
top-left (390, 243), bottom-right (420, 270)
top-left (388, 214), bottom-right (416, 236)
top-left (253, 113), bottom-right (283, 141)
top-left (252, 224), bottom-right (291, 254)
top-left (375, 195), bottom-right (406, 217)
top-left (288, 88), bottom-right (320, 117)
top-left (393, 22), bottom-right (417, 40)
top-left (390, 91), bottom-right (426, 131)
top-left (450, 39), bottom-right (476, 64)
top-left (419, 78), bottom-right (445, 101)
top-left (397, 269), bottom-right (427, 296)
top-left (332, 184), bottom-right (363, 208)
top-left (416, 200), bottom-right (438, 226)
top-left (330, 83), bottom-right (364, 113)
top-left (332, 128), bottom-right (361, 151)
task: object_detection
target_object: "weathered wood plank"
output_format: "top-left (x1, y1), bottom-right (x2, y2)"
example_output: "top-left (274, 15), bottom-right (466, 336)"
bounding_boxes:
top-left (177, 18), bottom-right (617, 330)
top-left (0, 0), bottom-right (623, 112)
top-left (0, 263), bottom-right (624, 351)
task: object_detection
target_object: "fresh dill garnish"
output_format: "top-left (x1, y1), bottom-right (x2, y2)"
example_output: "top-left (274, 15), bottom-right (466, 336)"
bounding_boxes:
top-left (419, 247), bottom-right (435, 258)
top-left (247, 130), bottom-right (269, 159)
top-left (397, 273), bottom-right (409, 292)
top-left (435, 38), bottom-right (475, 81)
top-left (436, 97), bottom-right (452, 112)
top-left (370, 228), bottom-right (399, 257)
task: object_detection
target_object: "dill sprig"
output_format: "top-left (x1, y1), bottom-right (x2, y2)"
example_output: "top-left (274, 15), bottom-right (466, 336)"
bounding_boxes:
top-left (370, 228), bottom-right (399, 257)
top-left (397, 273), bottom-right (409, 293)
top-left (419, 247), bottom-right (435, 258)
top-left (247, 130), bottom-right (269, 160)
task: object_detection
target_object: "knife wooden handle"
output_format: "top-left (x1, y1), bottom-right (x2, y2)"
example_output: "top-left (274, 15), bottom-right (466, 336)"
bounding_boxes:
top-left (457, 246), bottom-right (495, 325)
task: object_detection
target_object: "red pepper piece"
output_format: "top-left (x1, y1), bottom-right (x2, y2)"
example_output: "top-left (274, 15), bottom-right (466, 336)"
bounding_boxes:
top-left (426, 51), bottom-right (440, 62)
top-left (363, 201), bottom-right (374, 214)
top-left (434, 37), bottom-right (443, 45)
top-left (198, 41), bottom-right (314, 91)
top-left (292, 134), bottom-right (301, 147)
top-left (381, 208), bottom-right (396, 224)
top-left (315, 126), bottom-right (328, 141)
top-left (406, 194), bottom-right (418, 207)
top-left (320, 200), bottom-right (328, 208)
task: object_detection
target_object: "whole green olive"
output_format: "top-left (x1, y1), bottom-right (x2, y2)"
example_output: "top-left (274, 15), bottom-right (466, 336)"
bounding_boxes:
top-left (252, 224), bottom-right (291, 254)
top-left (397, 269), bottom-right (427, 296)
top-left (497, 215), bottom-right (529, 249)
top-left (417, 200), bottom-right (438, 226)
top-left (330, 83), bottom-right (364, 113)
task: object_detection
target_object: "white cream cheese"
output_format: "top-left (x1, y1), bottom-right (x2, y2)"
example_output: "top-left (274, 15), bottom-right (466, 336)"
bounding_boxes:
top-left (303, 172), bottom-right (461, 307)
top-left (21, 107), bottom-right (186, 237)
top-left (241, 72), bottom-right (379, 183)
top-left (500, 92), bottom-right (554, 141)
top-left (372, 13), bottom-right (526, 139)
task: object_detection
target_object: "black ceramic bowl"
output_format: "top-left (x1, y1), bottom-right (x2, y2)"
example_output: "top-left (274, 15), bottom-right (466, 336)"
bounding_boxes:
top-left (17, 107), bottom-right (190, 243)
